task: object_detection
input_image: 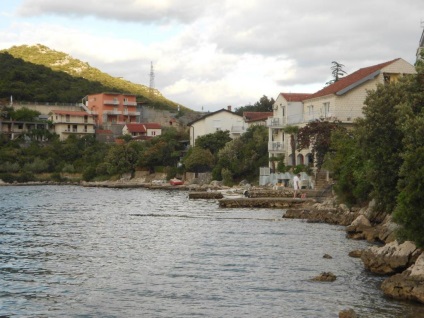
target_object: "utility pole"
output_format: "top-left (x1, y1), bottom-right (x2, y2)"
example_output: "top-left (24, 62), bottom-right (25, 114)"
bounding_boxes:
top-left (149, 61), bottom-right (155, 96)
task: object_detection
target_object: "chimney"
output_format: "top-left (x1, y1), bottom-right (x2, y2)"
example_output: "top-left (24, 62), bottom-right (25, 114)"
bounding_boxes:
top-left (227, 105), bottom-right (232, 112)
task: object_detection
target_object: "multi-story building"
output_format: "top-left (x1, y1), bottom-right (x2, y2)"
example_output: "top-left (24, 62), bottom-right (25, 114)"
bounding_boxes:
top-left (0, 118), bottom-right (50, 141)
top-left (50, 110), bottom-right (95, 141)
top-left (268, 58), bottom-right (416, 168)
top-left (82, 93), bottom-right (140, 128)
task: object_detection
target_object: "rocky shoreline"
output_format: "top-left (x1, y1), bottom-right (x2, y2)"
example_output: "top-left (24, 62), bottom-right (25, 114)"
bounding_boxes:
top-left (284, 197), bottom-right (424, 311)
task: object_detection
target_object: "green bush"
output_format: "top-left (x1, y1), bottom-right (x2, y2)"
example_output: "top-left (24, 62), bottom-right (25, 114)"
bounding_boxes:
top-left (82, 166), bottom-right (97, 181)
top-left (0, 173), bottom-right (16, 183)
top-left (62, 164), bottom-right (75, 173)
top-left (0, 162), bottom-right (20, 173)
top-left (50, 172), bottom-right (64, 182)
top-left (16, 172), bottom-right (36, 183)
top-left (221, 168), bottom-right (234, 186)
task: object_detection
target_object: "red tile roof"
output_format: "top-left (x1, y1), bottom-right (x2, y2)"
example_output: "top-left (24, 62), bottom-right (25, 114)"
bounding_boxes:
top-left (308, 58), bottom-right (401, 99)
top-left (125, 124), bottom-right (146, 133)
top-left (280, 93), bottom-right (312, 102)
top-left (144, 123), bottom-right (161, 129)
top-left (243, 112), bottom-right (273, 122)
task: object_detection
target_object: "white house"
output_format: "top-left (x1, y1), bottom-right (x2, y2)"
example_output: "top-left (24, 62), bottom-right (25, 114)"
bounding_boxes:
top-left (50, 110), bottom-right (95, 141)
top-left (268, 58), bottom-right (416, 168)
top-left (122, 123), bottom-right (162, 139)
top-left (188, 107), bottom-right (244, 146)
top-left (267, 93), bottom-right (312, 165)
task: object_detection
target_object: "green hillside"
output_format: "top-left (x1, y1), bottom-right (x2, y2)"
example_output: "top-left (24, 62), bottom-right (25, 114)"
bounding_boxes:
top-left (0, 44), bottom-right (188, 111)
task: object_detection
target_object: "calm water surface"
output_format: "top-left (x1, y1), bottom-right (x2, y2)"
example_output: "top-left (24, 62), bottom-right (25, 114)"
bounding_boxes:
top-left (0, 185), bottom-right (423, 317)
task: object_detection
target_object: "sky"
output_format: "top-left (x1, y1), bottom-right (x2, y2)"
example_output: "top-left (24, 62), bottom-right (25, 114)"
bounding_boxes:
top-left (0, 0), bottom-right (423, 112)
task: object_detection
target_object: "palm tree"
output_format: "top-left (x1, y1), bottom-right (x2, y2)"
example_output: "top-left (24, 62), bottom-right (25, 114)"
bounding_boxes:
top-left (283, 125), bottom-right (299, 166)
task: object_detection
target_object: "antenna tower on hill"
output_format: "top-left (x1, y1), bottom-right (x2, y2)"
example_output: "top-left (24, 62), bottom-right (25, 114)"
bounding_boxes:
top-left (149, 61), bottom-right (155, 96)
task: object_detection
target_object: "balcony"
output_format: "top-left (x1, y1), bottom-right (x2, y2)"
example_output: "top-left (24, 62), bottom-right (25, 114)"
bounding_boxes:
top-left (268, 141), bottom-right (284, 153)
top-left (123, 110), bottom-right (141, 116)
top-left (104, 100), bottom-right (120, 105)
top-left (231, 125), bottom-right (245, 134)
top-left (123, 101), bottom-right (137, 106)
top-left (103, 110), bottom-right (121, 115)
top-left (267, 117), bottom-right (286, 128)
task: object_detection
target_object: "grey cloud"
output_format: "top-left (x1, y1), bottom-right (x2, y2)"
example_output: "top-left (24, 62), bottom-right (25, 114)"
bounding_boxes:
top-left (18, 0), bottom-right (210, 24)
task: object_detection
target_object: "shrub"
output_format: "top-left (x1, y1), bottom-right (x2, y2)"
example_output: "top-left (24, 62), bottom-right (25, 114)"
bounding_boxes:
top-left (82, 166), bottom-right (97, 181)
top-left (0, 173), bottom-right (16, 183)
top-left (16, 172), bottom-right (36, 183)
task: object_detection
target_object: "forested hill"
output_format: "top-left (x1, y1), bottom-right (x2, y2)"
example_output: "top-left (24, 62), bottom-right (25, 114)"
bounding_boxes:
top-left (0, 44), bottom-right (187, 111)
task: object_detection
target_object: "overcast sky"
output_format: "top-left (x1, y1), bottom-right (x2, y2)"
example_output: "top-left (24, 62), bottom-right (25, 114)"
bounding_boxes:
top-left (1, 0), bottom-right (423, 112)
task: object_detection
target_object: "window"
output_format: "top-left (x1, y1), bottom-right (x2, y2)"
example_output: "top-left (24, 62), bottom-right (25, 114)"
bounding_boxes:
top-left (84, 116), bottom-right (88, 123)
top-left (323, 102), bottom-right (330, 117)
top-left (66, 114), bottom-right (70, 122)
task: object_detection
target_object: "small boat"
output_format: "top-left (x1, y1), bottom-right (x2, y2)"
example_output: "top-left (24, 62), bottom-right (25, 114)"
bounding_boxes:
top-left (170, 178), bottom-right (184, 186)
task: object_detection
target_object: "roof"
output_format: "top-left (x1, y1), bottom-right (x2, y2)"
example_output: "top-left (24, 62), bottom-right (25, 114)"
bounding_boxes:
top-left (51, 110), bottom-right (91, 117)
top-left (307, 58), bottom-right (401, 100)
top-left (280, 93), bottom-right (312, 102)
top-left (187, 108), bottom-right (242, 126)
top-left (125, 123), bottom-right (161, 133)
top-left (125, 123), bottom-right (146, 133)
top-left (144, 123), bottom-right (161, 129)
top-left (243, 112), bottom-right (273, 122)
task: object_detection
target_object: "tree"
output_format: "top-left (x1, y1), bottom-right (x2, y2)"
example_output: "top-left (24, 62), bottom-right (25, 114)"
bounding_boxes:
top-left (105, 142), bottom-right (141, 176)
top-left (234, 95), bottom-right (275, 115)
top-left (392, 66), bottom-right (424, 246)
top-left (214, 125), bottom-right (268, 182)
top-left (297, 119), bottom-right (344, 170)
top-left (11, 107), bottom-right (41, 121)
top-left (195, 130), bottom-right (232, 156)
top-left (323, 129), bottom-right (371, 206)
top-left (183, 147), bottom-right (214, 172)
top-left (325, 61), bottom-right (347, 86)
top-left (283, 125), bottom-right (299, 166)
top-left (356, 81), bottom-right (407, 212)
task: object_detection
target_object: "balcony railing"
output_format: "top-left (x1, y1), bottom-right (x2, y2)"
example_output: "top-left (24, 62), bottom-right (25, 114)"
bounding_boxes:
top-left (104, 100), bottom-right (120, 105)
top-left (267, 117), bottom-right (286, 128)
top-left (123, 101), bottom-right (137, 106)
top-left (231, 125), bottom-right (245, 134)
top-left (123, 110), bottom-right (141, 116)
top-left (268, 141), bottom-right (285, 152)
top-left (103, 110), bottom-right (121, 115)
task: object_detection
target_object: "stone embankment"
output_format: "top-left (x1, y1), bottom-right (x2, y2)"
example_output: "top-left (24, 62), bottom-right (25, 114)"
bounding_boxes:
top-left (283, 197), bottom-right (424, 306)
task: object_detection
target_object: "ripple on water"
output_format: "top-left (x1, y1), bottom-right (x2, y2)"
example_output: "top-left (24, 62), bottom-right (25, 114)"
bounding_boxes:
top-left (1, 185), bottom-right (423, 318)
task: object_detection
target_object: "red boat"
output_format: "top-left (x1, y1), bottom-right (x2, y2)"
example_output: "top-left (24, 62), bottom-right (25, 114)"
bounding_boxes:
top-left (169, 178), bottom-right (184, 186)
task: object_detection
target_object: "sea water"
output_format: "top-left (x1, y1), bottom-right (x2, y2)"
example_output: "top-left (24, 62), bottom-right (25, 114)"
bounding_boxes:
top-left (0, 185), bottom-right (423, 317)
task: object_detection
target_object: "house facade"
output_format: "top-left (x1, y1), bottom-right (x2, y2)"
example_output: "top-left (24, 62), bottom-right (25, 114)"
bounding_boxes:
top-left (188, 108), bottom-right (244, 146)
top-left (83, 93), bottom-right (140, 128)
top-left (0, 119), bottom-right (50, 141)
top-left (50, 110), bottom-right (95, 141)
top-left (267, 93), bottom-right (312, 165)
top-left (268, 58), bottom-right (416, 168)
top-left (122, 123), bottom-right (162, 139)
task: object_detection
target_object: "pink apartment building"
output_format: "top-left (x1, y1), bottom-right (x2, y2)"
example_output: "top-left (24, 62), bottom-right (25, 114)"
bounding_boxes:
top-left (84, 93), bottom-right (140, 127)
